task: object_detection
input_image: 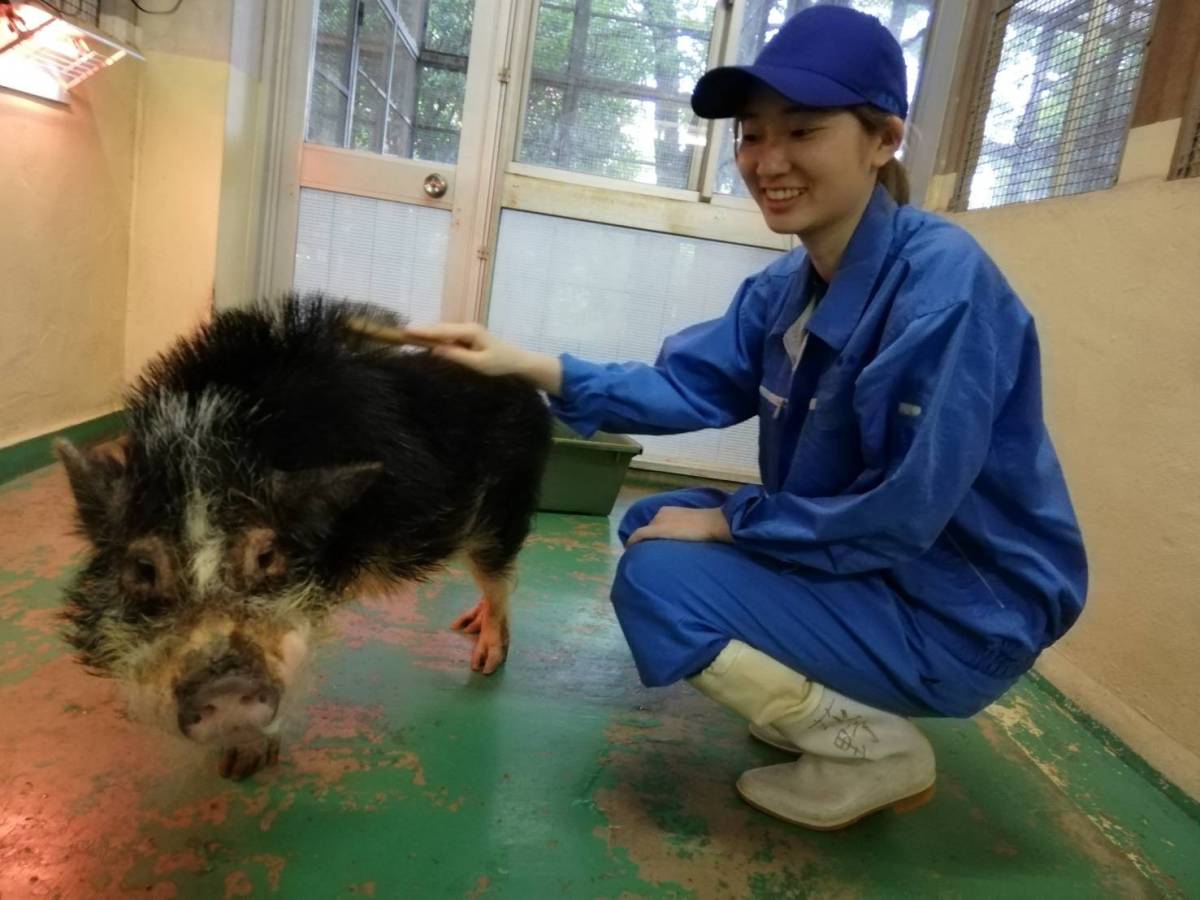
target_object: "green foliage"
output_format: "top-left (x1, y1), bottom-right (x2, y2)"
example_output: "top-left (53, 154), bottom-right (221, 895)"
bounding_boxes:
top-left (521, 1), bottom-right (715, 187)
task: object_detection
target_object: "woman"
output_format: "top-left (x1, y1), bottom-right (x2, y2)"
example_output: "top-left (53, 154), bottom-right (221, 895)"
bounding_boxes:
top-left (410, 5), bottom-right (1087, 831)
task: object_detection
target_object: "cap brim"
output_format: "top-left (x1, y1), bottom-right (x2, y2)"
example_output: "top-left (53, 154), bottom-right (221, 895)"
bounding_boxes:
top-left (691, 63), bottom-right (868, 119)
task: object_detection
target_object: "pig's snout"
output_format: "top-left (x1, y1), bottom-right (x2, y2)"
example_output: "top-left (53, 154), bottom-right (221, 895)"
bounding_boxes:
top-left (175, 665), bottom-right (281, 744)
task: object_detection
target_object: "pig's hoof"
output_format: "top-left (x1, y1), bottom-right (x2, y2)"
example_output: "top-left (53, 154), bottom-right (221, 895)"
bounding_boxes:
top-left (450, 599), bottom-right (487, 634)
top-left (218, 736), bottom-right (280, 780)
top-left (471, 622), bottom-right (508, 675)
top-left (453, 599), bottom-right (509, 674)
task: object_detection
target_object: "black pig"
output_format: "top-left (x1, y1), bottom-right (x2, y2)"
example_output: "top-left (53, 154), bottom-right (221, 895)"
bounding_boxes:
top-left (55, 295), bottom-right (551, 778)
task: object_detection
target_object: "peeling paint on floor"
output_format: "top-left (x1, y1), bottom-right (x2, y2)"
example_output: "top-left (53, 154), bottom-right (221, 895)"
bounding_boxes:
top-left (1, 467), bottom-right (1197, 897)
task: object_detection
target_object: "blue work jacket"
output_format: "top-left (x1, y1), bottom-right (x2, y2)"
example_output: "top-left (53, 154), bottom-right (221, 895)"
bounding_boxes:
top-left (550, 186), bottom-right (1087, 670)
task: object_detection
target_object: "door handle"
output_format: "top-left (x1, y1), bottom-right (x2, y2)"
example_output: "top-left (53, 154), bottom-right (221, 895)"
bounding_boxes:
top-left (423, 173), bottom-right (448, 198)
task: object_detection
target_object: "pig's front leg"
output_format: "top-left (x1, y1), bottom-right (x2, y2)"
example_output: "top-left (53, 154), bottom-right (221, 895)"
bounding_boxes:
top-left (218, 735), bottom-right (280, 780)
top-left (451, 564), bottom-right (512, 674)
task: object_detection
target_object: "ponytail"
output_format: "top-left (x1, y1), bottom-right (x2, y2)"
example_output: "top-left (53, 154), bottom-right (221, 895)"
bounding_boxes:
top-left (850, 105), bottom-right (910, 205)
top-left (876, 157), bottom-right (910, 205)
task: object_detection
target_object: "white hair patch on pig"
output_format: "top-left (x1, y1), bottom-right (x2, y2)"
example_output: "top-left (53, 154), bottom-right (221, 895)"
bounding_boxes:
top-left (186, 489), bottom-right (226, 596)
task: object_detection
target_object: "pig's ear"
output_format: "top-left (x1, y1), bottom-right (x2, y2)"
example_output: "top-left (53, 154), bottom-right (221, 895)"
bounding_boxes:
top-left (55, 437), bottom-right (130, 543)
top-left (268, 462), bottom-right (383, 538)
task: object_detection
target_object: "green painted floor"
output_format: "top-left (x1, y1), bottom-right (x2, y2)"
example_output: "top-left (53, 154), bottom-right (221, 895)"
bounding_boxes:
top-left (1, 466), bottom-right (1197, 898)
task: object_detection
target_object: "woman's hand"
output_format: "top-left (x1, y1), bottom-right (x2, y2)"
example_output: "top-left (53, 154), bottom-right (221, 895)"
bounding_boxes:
top-left (626, 506), bottom-right (733, 546)
top-left (404, 323), bottom-right (563, 395)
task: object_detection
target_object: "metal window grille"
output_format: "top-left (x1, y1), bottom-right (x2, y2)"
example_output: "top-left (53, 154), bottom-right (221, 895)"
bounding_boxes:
top-left (306, 0), bottom-right (473, 163)
top-left (516, 0), bottom-right (717, 189)
top-left (1171, 75), bottom-right (1200, 179)
top-left (40, 0), bottom-right (100, 26)
top-left (952, 0), bottom-right (1157, 211)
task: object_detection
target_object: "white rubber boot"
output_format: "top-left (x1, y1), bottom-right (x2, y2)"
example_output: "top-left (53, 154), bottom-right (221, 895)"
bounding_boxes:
top-left (748, 722), bottom-right (802, 754)
top-left (689, 640), bottom-right (936, 830)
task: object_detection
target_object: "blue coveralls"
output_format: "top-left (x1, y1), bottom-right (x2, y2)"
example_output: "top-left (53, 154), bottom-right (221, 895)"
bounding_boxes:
top-left (549, 186), bottom-right (1087, 719)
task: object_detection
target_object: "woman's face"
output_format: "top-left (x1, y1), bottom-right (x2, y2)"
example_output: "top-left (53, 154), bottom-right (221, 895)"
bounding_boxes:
top-left (735, 88), bottom-right (900, 238)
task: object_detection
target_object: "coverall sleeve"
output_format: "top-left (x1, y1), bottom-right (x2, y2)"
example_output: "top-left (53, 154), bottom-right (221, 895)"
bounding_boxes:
top-left (548, 275), bottom-right (769, 438)
top-left (722, 300), bottom-right (999, 574)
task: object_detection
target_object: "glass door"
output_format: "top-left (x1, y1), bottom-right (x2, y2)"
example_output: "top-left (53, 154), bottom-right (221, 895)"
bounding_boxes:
top-left (267, 0), bottom-right (507, 322)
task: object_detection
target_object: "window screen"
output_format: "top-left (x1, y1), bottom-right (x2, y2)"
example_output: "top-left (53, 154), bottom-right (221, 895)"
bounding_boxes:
top-left (516, 0), bottom-right (717, 189)
top-left (306, 0), bottom-right (474, 163)
top-left (953, 0), bottom-right (1157, 211)
top-left (715, 0), bottom-right (936, 197)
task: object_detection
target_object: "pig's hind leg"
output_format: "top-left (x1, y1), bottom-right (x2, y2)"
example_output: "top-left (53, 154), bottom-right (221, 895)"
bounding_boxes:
top-left (450, 433), bottom-right (544, 674)
top-left (451, 552), bottom-right (514, 675)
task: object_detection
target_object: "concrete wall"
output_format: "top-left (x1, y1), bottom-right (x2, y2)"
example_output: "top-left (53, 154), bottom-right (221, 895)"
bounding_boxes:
top-left (0, 60), bottom-right (139, 448)
top-left (945, 121), bottom-right (1200, 796)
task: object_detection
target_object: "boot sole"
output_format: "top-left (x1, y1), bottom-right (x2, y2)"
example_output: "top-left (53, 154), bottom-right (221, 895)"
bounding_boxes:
top-left (737, 781), bottom-right (936, 831)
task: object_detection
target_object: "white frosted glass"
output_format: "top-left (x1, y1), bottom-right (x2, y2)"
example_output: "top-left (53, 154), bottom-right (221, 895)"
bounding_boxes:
top-left (489, 209), bottom-right (782, 477)
top-left (293, 187), bottom-right (449, 325)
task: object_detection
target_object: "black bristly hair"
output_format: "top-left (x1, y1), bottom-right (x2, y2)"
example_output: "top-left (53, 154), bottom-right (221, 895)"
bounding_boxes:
top-left (131, 293), bottom-right (552, 589)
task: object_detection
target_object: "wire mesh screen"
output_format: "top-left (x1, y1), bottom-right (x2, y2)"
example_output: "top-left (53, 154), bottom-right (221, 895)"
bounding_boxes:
top-left (954, 0), bottom-right (1157, 211)
top-left (516, 0), bottom-right (717, 189)
top-left (715, 0), bottom-right (936, 197)
top-left (40, 0), bottom-right (101, 25)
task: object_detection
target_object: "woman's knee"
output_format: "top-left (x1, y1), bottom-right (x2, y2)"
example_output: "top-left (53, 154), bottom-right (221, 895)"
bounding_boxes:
top-left (612, 539), bottom-right (674, 610)
top-left (617, 497), bottom-right (663, 545)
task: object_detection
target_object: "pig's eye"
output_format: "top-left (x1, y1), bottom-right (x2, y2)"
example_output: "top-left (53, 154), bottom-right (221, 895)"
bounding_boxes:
top-left (132, 558), bottom-right (158, 587)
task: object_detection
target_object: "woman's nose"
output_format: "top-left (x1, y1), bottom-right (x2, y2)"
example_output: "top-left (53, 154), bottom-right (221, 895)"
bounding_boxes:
top-left (753, 140), bottom-right (791, 176)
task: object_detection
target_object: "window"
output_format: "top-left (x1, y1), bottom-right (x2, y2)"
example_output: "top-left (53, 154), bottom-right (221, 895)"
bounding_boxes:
top-left (715, 0), bottom-right (937, 197)
top-left (517, 0), bottom-right (716, 189)
top-left (514, 0), bottom-right (939, 194)
top-left (953, 0), bottom-right (1157, 210)
top-left (306, 0), bottom-right (475, 163)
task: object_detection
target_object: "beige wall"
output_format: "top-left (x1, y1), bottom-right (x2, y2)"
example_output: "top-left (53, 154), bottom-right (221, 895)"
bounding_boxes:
top-left (123, 1), bottom-right (235, 379)
top-left (0, 1), bottom-right (241, 451)
top-left (0, 65), bottom-right (139, 448)
top-left (944, 124), bottom-right (1200, 794)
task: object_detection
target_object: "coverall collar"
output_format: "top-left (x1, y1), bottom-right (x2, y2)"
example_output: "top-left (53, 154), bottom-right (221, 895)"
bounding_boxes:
top-left (802, 185), bottom-right (899, 353)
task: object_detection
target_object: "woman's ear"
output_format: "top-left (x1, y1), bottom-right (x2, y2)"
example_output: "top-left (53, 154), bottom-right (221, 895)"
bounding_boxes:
top-left (871, 115), bottom-right (905, 168)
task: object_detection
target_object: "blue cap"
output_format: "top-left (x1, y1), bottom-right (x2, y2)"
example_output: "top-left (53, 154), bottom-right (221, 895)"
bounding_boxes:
top-left (691, 5), bottom-right (908, 120)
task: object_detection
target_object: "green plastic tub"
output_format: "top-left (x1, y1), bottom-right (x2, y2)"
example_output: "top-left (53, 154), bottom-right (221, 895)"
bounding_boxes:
top-left (538, 421), bottom-right (643, 516)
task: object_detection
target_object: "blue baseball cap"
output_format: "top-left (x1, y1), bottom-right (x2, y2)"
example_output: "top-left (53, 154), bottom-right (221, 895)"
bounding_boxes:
top-left (691, 5), bottom-right (908, 120)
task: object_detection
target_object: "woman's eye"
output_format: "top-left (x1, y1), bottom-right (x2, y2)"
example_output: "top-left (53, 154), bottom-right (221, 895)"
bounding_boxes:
top-left (791, 129), bottom-right (811, 139)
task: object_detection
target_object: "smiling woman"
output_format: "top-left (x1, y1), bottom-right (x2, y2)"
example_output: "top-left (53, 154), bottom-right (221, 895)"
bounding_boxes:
top-left (409, 4), bottom-right (1089, 832)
